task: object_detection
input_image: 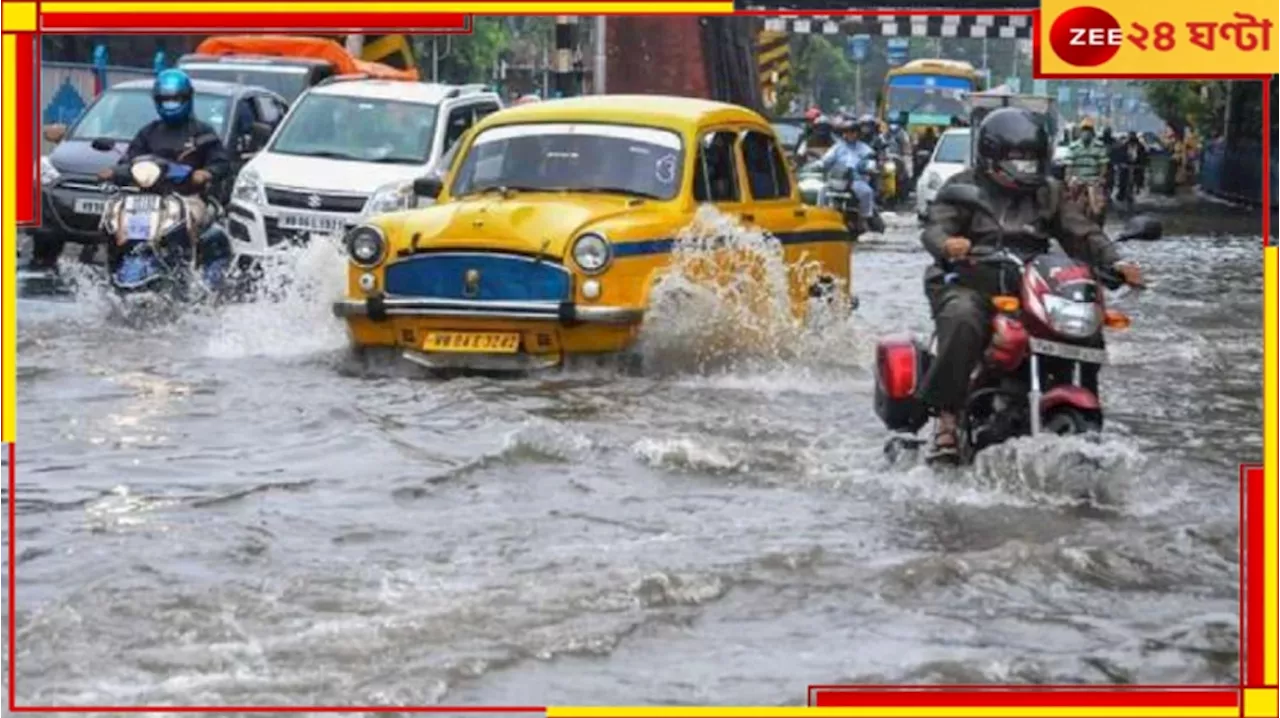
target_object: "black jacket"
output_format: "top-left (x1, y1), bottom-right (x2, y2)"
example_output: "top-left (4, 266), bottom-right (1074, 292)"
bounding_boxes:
top-left (113, 118), bottom-right (232, 192)
top-left (921, 170), bottom-right (1123, 273)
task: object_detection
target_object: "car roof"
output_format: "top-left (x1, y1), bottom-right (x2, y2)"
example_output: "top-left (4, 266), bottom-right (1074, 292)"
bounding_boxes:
top-left (307, 80), bottom-right (487, 104)
top-left (112, 77), bottom-right (260, 97)
top-left (477, 95), bottom-right (767, 133)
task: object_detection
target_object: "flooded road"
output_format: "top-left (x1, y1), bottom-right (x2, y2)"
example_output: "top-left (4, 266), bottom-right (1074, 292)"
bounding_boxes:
top-left (5, 199), bottom-right (1262, 707)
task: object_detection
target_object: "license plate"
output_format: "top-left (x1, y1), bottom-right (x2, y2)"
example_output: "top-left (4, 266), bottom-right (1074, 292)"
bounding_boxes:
top-left (423, 332), bottom-right (521, 354)
top-left (278, 213), bottom-right (346, 233)
top-left (73, 197), bottom-right (106, 215)
top-left (124, 194), bottom-right (161, 211)
top-left (124, 213), bottom-right (153, 240)
top-left (1029, 337), bottom-right (1107, 365)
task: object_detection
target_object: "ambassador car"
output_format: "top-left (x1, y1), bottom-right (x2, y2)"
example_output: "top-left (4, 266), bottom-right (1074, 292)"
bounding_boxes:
top-left (331, 95), bottom-right (855, 371)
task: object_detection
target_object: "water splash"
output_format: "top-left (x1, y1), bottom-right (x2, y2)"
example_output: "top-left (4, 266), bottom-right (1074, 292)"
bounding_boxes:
top-left (635, 206), bottom-right (859, 375)
top-left (200, 236), bottom-right (350, 360)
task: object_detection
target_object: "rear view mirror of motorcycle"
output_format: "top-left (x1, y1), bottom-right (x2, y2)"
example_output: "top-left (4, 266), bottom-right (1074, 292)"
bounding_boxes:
top-left (1114, 214), bottom-right (1163, 242)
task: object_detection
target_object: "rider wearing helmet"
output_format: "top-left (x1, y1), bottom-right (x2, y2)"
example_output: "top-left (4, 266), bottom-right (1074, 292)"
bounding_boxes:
top-left (818, 115), bottom-right (876, 223)
top-left (97, 69), bottom-right (231, 239)
top-left (800, 114), bottom-right (835, 160)
top-left (916, 107), bottom-right (1143, 461)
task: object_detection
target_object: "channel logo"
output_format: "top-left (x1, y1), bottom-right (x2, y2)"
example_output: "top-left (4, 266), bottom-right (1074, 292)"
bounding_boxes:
top-left (1048, 6), bottom-right (1126, 67)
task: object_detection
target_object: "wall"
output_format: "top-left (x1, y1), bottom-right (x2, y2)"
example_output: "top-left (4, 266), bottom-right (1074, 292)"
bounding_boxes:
top-left (604, 17), bottom-right (709, 98)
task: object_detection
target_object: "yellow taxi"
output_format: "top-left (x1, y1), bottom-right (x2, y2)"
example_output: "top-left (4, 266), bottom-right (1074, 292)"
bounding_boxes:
top-left (331, 95), bottom-right (854, 371)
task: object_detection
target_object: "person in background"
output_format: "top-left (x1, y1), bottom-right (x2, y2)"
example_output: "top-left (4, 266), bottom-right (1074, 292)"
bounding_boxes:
top-left (799, 114), bottom-right (835, 162)
top-left (1063, 117), bottom-right (1110, 221)
top-left (817, 115), bottom-right (876, 224)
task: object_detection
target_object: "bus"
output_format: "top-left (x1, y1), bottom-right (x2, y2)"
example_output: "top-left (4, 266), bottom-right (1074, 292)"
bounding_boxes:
top-left (879, 59), bottom-right (985, 137)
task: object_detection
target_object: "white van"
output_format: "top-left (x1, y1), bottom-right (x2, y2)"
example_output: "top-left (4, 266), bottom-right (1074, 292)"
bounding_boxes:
top-left (227, 79), bottom-right (502, 255)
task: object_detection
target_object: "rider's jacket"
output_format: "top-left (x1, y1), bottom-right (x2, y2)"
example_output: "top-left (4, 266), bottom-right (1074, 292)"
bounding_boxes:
top-left (111, 118), bottom-right (232, 193)
top-left (920, 170), bottom-right (1122, 272)
top-left (819, 138), bottom-right (874, 180)
top-left (1064, 139), bottom-right (1109, 182)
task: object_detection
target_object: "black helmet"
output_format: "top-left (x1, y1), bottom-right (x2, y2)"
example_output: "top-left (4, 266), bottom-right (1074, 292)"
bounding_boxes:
top-left (975, 107), bottom-right (1051, 192)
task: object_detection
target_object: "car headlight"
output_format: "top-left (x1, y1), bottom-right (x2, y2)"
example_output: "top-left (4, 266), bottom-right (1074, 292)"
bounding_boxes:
top-left (1042, 294), bottom-right (1102, 339)
top-left (925, 173), bottom-right (942, 190)
top-left (130, 160), bottom-right (162, 189)
top-left (232, 168), bottom-right (266, 206)
top-left (345, 225), bottom-right (386, 268)
top-left (40, 156), bottom-right (60, 187)
top-left (363, 181), bottom-right (415, 218)
top-left (571, 233), bottom-right (612, 275)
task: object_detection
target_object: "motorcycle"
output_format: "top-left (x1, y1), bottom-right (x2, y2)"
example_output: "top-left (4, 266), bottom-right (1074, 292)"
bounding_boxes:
top-left (1066, 175), bottom-right (1109, 226)
top-left (100, 155), bottom-right (243, 302)
top-left (802, 159), bottom-right (885, 239)
top-left (871, 183), bottom-right (1162, 465)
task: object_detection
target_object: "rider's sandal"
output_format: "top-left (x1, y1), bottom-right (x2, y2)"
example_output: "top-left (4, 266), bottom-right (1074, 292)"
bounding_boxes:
top-left (927, 424), bottom-right (960, 464)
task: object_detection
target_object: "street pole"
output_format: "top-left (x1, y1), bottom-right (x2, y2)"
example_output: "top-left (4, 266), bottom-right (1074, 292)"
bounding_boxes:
top-left (593, 16), bottom-right (607, 94)
top-left (855, 64), bottom-right (862, 112)
top-left (553, 16), bottom-right (579, 97)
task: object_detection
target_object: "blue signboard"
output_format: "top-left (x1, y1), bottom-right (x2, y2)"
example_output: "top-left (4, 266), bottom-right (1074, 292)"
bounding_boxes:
top-left (886, 37), bottom-right (910, 66)
top-left (848, 34), bottom-right (870, 63)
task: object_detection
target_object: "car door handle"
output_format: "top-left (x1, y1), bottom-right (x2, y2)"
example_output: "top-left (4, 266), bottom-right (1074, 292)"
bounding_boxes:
top-left (740, 213), bottom-right (755, 223)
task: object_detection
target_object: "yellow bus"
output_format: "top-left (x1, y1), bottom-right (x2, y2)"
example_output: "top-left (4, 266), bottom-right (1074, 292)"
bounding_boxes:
top-left (879, 59), bottom-right (985, 136)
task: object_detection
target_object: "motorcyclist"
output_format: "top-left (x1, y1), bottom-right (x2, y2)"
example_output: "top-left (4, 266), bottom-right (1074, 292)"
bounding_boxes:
top-left (817, 115), bottom-right (876, 225)
top-left (96, 68), bottom-right (230, 264)
top-left (917, 107), bottom-right (1143, 461)
top-left (799, 114), bottom-right (836, 162)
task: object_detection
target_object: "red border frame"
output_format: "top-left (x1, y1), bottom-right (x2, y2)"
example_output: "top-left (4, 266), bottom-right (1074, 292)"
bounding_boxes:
top-left (7, 7), bottom-right (1276, 712)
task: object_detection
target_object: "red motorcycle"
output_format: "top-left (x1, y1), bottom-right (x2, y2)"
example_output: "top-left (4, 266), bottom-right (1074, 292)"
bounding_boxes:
top-left (873, 185), bottom-right (1161, 464)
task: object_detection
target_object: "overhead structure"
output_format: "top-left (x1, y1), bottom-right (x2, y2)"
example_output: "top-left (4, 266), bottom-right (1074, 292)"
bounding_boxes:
top-left (756, 28), bottom-right (791, 108)
top-left (762, 14), bottom-right (1032, 39)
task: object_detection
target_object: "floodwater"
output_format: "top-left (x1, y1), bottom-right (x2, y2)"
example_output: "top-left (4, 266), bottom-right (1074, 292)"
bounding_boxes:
top-left (5, 198), bottom-right (1262, 709)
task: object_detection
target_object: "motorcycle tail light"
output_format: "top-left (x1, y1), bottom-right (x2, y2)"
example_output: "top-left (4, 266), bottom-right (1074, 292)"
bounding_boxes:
top-left (1104, 309), bottom-right (1131, 329)
top-left (876, 339), bottom-right (920, 399)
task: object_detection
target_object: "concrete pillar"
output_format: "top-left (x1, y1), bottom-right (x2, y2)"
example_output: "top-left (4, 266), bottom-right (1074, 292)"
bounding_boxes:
top-left (604, 16), bottom-right (709, 99)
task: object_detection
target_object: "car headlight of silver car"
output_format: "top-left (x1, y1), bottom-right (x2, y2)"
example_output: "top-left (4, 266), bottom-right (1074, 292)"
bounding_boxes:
top-left (363, 180), bottom-right (415, 217)
top-left (571, 233), bottom-right (612, 274)
top-left (40, 156), bottom-right (60, 187)
top-left (232, 168), bottom-right (266, 206)
top-left (925, 172), bottom-right (942, 190)
top-left (1042, 294), bottom-right (1102, 339)
top-left (346, 225), bottom-right (387, 268)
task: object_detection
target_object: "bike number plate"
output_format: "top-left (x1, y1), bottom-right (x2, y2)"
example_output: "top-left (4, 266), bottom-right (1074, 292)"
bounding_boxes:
top-left (1029, 336), bottom-right (1107, 365)
top-left (124, 212), bottom-right (153, 240)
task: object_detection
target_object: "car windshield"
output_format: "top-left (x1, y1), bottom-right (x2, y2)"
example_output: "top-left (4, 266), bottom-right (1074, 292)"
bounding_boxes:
top-left (181, 63), bottom-right (312, 102)
top-left (69, 88), bottom-right (231, 142)
top-left (772, 123), bottom-right (803, 148)
top-left (450, 122), bottom-right (686, 201)
top-left (933, 132), bottom-right (970, 164)
top-left (269, 93), bottom-right (438, 164)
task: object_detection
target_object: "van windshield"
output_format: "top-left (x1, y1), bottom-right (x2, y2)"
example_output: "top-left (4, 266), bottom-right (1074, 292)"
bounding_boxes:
top-left (181, 63), bottom-right (313, 102)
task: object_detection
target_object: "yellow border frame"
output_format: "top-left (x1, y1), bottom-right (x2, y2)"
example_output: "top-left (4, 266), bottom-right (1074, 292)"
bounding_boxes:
top-left (0, 4), bottom-right (1276, 716)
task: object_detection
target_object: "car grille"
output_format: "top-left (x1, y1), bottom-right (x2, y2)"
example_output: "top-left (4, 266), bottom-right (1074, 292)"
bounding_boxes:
top-left (44, 178), bottom-right (110, 233)
top-left (264, 186), bottom-right (368, 213)
top-left (384, 253), bottom-right (573, 302)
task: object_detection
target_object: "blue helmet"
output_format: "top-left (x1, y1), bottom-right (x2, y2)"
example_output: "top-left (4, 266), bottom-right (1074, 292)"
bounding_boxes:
top-left (153, 69), bottom-right (194, 125)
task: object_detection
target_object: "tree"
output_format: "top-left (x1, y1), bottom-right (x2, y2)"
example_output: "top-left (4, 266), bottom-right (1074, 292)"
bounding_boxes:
top-left (1139, 80), bottom-right (1229, 138)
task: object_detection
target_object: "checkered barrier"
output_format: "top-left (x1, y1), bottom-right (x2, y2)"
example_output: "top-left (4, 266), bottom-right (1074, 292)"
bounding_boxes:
top-left (760, 14), bottom-right (1034, 38)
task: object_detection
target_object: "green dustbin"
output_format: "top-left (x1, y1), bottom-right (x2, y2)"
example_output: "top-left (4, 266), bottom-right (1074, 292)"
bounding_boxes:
top-left (1147, 152), bottom-right (1177, 195)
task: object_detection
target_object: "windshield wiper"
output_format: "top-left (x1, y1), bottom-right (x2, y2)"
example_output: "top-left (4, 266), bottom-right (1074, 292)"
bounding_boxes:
top-left (573, 187), bottom-right (662, 200)
top-left (288, 150), bottom-right (365, 162)
top-left (459, 185), bottom-right (543, 198)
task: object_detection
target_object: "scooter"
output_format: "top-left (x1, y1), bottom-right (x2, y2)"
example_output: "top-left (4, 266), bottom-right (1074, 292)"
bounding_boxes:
top-left (100, 155), bottom-right (244, 302)
top-left (871, 183), bottom-right (1162, 465)
top-left (803, 160), bottom-right (885, 239)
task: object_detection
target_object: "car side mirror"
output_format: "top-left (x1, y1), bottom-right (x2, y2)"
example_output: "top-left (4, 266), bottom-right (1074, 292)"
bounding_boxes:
top-left (413, 175), bottom-right (443, 200)
top-left (43, 124), bottom-right (67, 144)
top-left (248, 121), bottom-right (273, 149)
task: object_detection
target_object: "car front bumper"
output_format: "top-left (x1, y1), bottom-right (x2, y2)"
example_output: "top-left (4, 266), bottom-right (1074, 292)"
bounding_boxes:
top-left (332, 296), bottom-right (645, 325)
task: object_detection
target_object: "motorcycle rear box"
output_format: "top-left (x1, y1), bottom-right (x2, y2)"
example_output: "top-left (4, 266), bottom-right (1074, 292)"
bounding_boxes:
top-left (873, 336), bottom-right (932, 433)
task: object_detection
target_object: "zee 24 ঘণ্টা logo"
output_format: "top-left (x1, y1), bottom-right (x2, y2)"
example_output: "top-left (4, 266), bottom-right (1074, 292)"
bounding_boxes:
top-left (1048, 5), bottom-right (1272, 67)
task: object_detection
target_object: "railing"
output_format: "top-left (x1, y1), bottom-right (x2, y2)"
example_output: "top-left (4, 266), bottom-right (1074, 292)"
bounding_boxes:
top-left (40, 61), bottom-right (154, 155)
